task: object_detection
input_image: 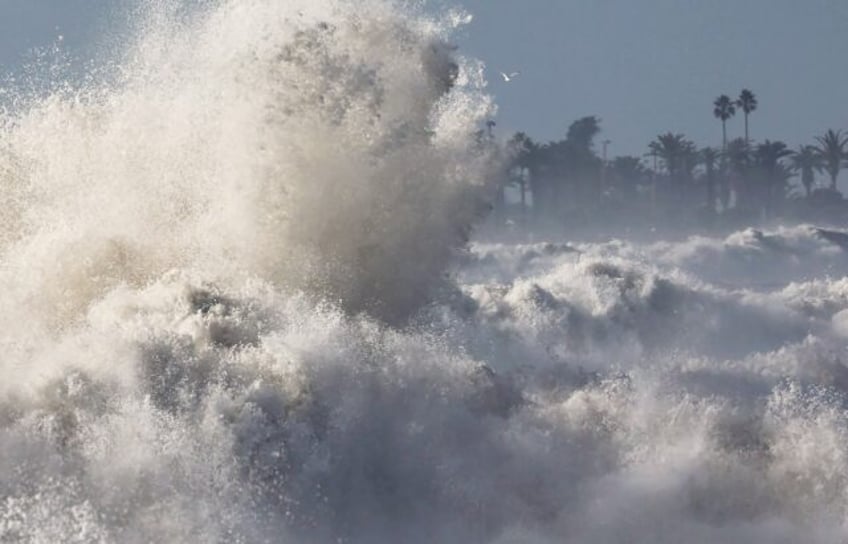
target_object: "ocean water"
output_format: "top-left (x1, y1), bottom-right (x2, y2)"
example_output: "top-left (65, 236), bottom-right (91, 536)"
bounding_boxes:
top-left (2, 1), bottom-right (848, 543)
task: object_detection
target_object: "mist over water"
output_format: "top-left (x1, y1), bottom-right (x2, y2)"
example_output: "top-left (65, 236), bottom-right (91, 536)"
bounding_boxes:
top-left (2, 1), bottom-right (848, 543)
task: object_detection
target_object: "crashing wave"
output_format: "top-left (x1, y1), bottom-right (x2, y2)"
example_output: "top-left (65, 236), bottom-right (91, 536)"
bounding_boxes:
top-left (3, 1), bottom-right (848, 543)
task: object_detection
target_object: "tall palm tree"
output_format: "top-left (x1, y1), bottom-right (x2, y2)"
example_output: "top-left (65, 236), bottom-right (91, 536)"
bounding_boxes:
top-left (789, 145), bottom-right (823, 198)
top-left (736, 89), bottom-right (757, 143)
top-left (815, 129), bottom-right (848, 190)
top-left (713, 95), bottom-right (736, 150)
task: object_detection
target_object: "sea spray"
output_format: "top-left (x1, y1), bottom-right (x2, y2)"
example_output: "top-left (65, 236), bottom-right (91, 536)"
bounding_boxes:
top-left (0, 0), bottom-right (498, 330)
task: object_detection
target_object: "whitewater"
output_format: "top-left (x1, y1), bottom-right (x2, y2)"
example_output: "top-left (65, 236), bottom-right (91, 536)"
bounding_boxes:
top-left (2, 1), bottom-right (848, 543)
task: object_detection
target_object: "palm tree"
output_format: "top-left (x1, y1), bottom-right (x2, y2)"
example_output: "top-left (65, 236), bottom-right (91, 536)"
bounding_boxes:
top-left (754, 140), bottom-right (792, 216)
top-left (713, 95), bottom-right (736, 150)
top-left (724, 137), bottom-right (752, 208)
top-left (507, 132), bottom-right (533, 221)
top-left (814, 129), bottom-right (848, 190)
top-left (774, 163), bottom-right (796, 199)
top-left (650, 133), bottom-right (688, 177)
top-left (649, 133), bottom-right (697, 200)
top-left (701, 147), bottom-right (720, 211)
top-left (736, 89), bottom-right (757, 143)
top-left (609, 156), bottom-right (649, 198)
top-left (509, 132), bottom-right (544, 220)
top-left (724, 137), bottom-right (752, 175)
top-left (789, 145), bottom-right (823, 198)
top-left (755, 140), bottom-right (792, 174)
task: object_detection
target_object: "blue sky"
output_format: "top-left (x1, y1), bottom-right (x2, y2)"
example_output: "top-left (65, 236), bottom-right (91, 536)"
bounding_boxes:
top-left (454, 0), bottom-right (848, 156)
top-left (1, 1), bottom-right (846, 157)
top-left (0, 1), bottom-right (112, 62)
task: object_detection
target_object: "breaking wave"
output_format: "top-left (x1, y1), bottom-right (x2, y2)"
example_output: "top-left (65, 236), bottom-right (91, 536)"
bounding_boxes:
top-left (2, 1), bottom-right (848, 543)
top-left (0, 0), bottom-right (496, 328)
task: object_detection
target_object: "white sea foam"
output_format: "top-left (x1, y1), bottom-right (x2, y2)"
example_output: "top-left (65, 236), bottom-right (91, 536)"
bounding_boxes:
top-left (2, 1), bottom-right (848, 543)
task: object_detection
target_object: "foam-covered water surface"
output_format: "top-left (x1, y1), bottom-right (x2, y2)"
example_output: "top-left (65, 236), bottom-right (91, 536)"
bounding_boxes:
top-left (3, 1), bottom-right (848, 542)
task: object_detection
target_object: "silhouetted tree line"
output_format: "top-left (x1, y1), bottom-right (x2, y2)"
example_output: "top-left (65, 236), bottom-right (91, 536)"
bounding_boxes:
top-left (497, 89), bottom-right (848, 232)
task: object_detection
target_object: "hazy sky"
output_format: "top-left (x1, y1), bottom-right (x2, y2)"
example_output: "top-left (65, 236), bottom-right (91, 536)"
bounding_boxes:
top-left (0, 1), bottom-right (113, 62)
top-left (455, 0), bottom-right (848, 156)
top-left (1, 1), bottom-right (846, 157)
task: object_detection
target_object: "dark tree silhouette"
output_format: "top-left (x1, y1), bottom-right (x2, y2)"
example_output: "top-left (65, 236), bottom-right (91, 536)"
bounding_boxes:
top-left (559, 116), bottom-right (603, 212)
top-left (507, 132), bottom-right (536, 221)
top-left (713, 95), bottom-right (736, 150)
top-left (509, 132), bottom-right (542, 221)
top-left (650, 133), bottom-right (697, 201)
top-left (650, 133), bottom-right (693, 176)
top-left (790, 145), bottom-right (823, 198)
top-left (566, 116), bottom-right (602, 150)
top-left (494, 98), bottom-right (848, 232)
top-left (736, 89), bottom-right (757, 143)
top-left (700, 147), bottom-right (720, 212)
top-left (754, 140), bottom-right (792, 217)
top-left (506, 119), bottom-right (603, 225)
top-left (815, 129), bottom-right (848, 190)
top-left (724, 138), bottom-right (752, 174)
top-left (724, 137), bottom-right (752, 208)
top-left (609, 156), bottom-right (649, 198)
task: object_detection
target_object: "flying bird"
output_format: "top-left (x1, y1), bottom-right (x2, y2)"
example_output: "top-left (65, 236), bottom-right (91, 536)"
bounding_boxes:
top-left (499, 71), bottom-right (520, 82)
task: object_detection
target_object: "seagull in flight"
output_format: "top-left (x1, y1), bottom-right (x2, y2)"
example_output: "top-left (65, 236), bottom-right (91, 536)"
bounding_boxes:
top-left (499, 71), bottom-right (520, 82)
